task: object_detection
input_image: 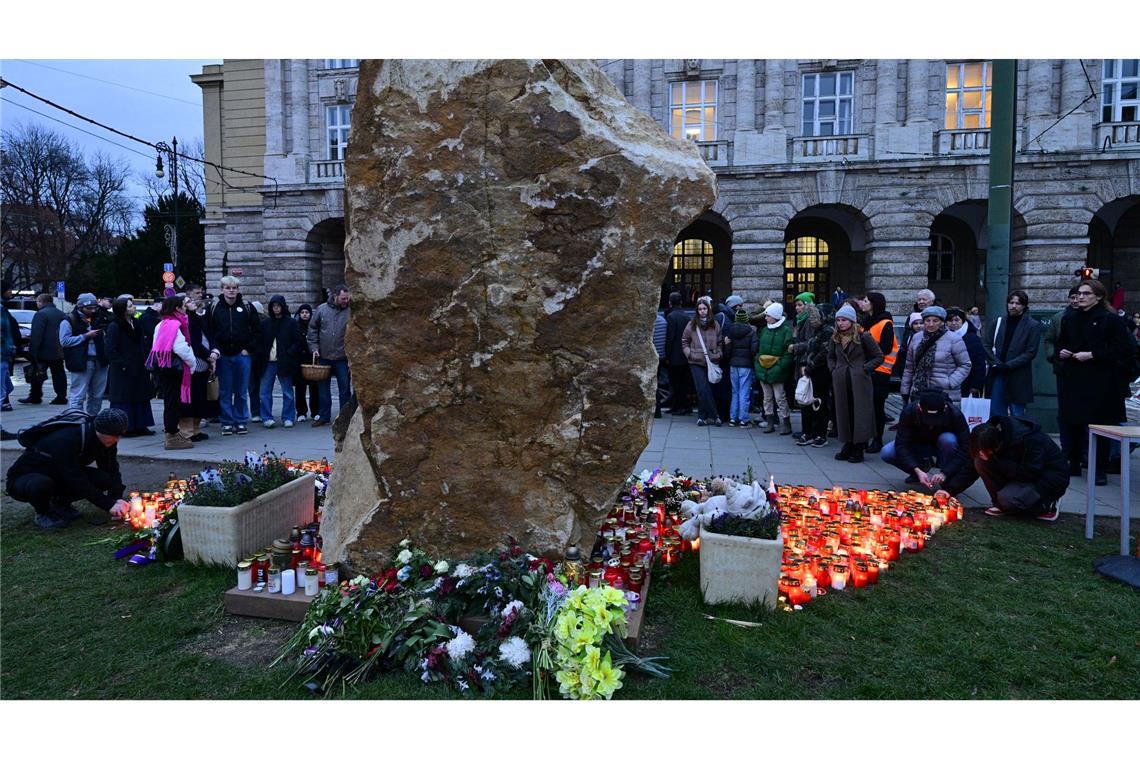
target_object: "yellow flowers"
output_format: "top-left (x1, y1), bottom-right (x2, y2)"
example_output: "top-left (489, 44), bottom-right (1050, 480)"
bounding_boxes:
top-left (551, 586), bottom-right (628, 700)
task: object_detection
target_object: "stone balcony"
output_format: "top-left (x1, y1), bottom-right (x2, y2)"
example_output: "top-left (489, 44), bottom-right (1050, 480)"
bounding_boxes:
top-left (1096, 121), bottom-right (1140, 150)
top-left (696, 140), bottom-right (731, 167)
top-left (791, 134), bottom-right (870, 162)
top-left (937, 128), bottom-right (991, 155)
top-left (309, 159), bottom-right (345, 183)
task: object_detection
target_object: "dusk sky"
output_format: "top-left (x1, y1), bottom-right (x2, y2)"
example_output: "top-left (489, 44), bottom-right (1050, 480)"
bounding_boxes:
top-left (0, 59), bottom-right (220, 214)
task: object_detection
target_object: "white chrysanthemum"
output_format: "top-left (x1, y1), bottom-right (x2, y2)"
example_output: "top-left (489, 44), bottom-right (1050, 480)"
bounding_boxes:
top-left (501, 599), bottom-right (525, 618)
top-left (397, 549), bottom-right (413, 564)
top-left (399, 538), bottom-right (411, 548)
top-left (498, 636), bottom-right (531, 668)
top-left (434, 560), bottom-right (450, 574)
top-left (453, 563), bottom-right (475, 578)
top-left (445, 630), bottom-right (476, 661)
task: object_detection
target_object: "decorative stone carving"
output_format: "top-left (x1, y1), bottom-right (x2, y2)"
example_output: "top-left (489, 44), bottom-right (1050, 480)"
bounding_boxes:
top-left (321, 59), bottom-right (716, 572)
top-left (685, 58), bottom-right (702, 77)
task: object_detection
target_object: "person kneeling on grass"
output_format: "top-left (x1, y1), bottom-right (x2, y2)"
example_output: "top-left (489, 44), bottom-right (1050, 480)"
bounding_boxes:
top-left (4, 408), bottom-right (131, 530)
top-left (964, 416), bottom-right (1070, 523)
top-left (881, 389), bottom-right (976, 495)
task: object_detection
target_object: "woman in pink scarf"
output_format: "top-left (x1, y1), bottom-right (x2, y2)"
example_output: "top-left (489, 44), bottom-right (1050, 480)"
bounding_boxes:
top-left (147, 296), bottom-right (198, 450)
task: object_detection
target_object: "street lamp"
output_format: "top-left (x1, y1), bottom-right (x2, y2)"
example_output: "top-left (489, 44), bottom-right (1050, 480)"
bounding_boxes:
top-left (155, 137), bottom-right (179, 270)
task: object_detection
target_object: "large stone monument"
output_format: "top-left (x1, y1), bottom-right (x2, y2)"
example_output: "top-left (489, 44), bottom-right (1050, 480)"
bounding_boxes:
top-left (322, 59), bottom-right (716, 572)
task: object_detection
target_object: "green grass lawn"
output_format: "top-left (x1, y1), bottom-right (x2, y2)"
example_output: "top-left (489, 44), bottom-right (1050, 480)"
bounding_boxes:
top-left (2, 473), bottom-right (1137, 700)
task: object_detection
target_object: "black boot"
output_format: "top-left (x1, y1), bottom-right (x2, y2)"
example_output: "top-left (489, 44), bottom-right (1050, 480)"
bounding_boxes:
top-left (867, 437), bottom-right (883, 454)
top-left (762, 414), bottom-right (777, 434)
top-left (847, 443), bottom-right (865, 463)
top-left (834, 443), bottom-right (853, 460)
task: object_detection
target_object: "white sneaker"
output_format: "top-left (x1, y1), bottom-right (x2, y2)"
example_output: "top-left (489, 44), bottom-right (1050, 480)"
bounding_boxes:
top-left (296, 415), bottom-right (307, 423)
top-left (264, 419), bottom-right (276, 429)
top-left (250, 416), bottom-right (262, 423)
top-left (283, 420), bottom-right (294, 428)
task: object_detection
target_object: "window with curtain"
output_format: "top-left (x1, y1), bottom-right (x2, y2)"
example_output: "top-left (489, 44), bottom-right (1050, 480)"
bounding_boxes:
top-left (670, 80), bottom-right (718, 142)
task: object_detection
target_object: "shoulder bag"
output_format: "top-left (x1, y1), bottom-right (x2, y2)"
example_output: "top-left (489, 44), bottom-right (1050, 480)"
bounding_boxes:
top-left (695, 327), bottom-right (722, 384)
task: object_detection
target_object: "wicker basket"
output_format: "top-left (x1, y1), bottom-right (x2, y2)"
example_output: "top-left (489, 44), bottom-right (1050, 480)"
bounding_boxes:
top-left (179, 473), bottom-right (317, 566)
top-left (300, 352), bottom-right (331, 382)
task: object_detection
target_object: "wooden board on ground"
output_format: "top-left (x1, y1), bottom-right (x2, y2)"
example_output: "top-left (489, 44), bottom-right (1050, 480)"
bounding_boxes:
top-left (224, 585), bottom-right (317, 622)
top-left (624, 569), bottom-right (650, 651)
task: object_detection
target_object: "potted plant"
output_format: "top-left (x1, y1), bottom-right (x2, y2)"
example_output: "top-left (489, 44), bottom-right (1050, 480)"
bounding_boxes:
top-left (698, 498), bottom-right (783, 609)
top-left (178, 452), bottom-right (316, 566)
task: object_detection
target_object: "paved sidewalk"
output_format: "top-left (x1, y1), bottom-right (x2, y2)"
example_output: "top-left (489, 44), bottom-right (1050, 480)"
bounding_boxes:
top-left (2, 371), bottom-right (1135, 518)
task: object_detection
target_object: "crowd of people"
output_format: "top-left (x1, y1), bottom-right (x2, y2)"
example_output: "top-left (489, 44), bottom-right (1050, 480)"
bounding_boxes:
top-left (0, 277), bottom-right (354, 452)
top-left (657, 280), bottom-right (1140, 519)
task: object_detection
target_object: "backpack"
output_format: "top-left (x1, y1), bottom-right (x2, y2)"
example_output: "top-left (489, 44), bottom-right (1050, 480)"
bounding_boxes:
top-left (17, 409), bottom-right (93, 457)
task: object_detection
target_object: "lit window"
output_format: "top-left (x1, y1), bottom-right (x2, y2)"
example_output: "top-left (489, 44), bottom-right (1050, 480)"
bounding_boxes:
top-left (945, 62), bottom-right (992, 130)
top-left (325, 59), bottom-right (359, 70)
top-left (1102, 59), bottom-right (1140, 123)
top-left (670, 80), bottom-right (718, 142)
top-left (801, 72), bottom-right (854, 137)
top-left (671, 238), bottom-right (715, 298)
top-left (784, 237), bottom-right (830, 302)
top-left (325, 105), bottom-right (352, 160)
top-left (928, 233), bottom-right (955, 282)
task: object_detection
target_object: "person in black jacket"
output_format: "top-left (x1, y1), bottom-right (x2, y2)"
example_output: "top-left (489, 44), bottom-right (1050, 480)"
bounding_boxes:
top-left (972, 415), bottom-right (1070, 522)
top-left (663, 292), bottom-right (693, 416)
top-left (5, 408), bottom-right (130, 529)
top-left (864, 292), bottom-right (896, 453)
top-left (723, 306), bottom-right (759, 426)
top-left (21, 293), bottom-right (68, 405)
top-left (946, 307), bottom-right (988, 398)
top-left (103, 295), bottom-right (155, 437)
top-left (982, 289), bottom-right (1043, 417)
top-left (205, 276), bottom-right (261, 435)
top-left (293, 303), bottom-right (320, 422)
top-left (180, 285), bottom-right (218, 442)
top-left (257, 295), bottom-right (303, 428)
top-left (880, 390), bottom-right (976, 493)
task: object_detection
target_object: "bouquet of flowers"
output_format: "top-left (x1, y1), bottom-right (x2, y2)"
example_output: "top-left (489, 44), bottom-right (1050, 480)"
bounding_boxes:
top-left (182, 451), bottom-right (300, 508)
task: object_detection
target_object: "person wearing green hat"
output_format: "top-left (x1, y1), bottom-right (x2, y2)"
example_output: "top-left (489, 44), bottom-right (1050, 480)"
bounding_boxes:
top-left (791, 291), bottom-right (830, 446)
top-left (723, 304), bottom-right (759, 426)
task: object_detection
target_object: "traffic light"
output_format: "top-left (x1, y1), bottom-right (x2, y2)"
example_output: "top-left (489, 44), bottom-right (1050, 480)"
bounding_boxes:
top-left (1073, 266), bottom-right (1099, 279)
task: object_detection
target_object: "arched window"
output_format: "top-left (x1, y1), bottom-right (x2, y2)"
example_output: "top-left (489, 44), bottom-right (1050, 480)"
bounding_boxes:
top-left (784, 236), bottom-right (830, 302)
top-left (928, 232), bottom-right (955, 282)
top-left (670, 238), bottom-right (715, 303)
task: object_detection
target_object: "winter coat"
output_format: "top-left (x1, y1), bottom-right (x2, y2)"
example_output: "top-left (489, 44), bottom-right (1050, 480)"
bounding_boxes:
top-left (60, 308), bottom-right (108, 372)
top-left (892, 400), bottom-right (976, 495)
top-left (104, 318), bottom-right (154, 405)
top-left (900, 329), bottom-right (971, 402)
top-left (723, 321), bottom-right (759, 369)
top-left (257, 296), bottom-right (304, 379)
top-left (28, 304), bottom-right (66, 362)
top-left (801, 317), bottom-right (834, 378)
top-left (791, 306), bottom-right (823, 369)
top-left (653, 313), bottom-right (667, 360)
top-left (681, 320), bottom-right (722, 367)
top-left (1042, 306), bottom-right (1072, 376)
top-left (207, 295), bottom-right (261, 357)
top-left (827, 330), bottom-right (883, 443)
top-left (956, 323), bottom-right (988, 398)
top-left (0, 306), bottom-right (15, 363)
top-left (5, 423), bottom-right (123, 511)
top-left (982, 313), bottom-right (1042, 405)
top-left (664, 307), bottom-right (693, 367)
top-left (1055, 307), bottom-right (1136, 425)
top-left (754, 321), bottom-right (794, 384)
top-left (307, 298), bottom-right (350, 360)
top-left (977, 415), bottom-right (1070, 503)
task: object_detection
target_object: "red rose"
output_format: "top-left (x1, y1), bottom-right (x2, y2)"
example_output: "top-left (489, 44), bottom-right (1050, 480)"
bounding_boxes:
top-left (498, 552), bottom-right (508, 562)
top-left (510, 545), bottom-right (523, 557)
top-left (419, 563), bottom-right (433, 579)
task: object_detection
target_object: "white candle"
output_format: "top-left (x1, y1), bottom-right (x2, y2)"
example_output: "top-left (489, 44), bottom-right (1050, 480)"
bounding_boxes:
top-left (281, 569), bottom-right (296, 595)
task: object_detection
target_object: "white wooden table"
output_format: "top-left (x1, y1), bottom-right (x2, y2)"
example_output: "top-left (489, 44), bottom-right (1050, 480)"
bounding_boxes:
top-left (1085, 424), bottom-right (1138, 556)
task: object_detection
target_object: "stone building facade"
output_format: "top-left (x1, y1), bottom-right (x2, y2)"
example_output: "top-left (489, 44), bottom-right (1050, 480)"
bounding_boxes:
top-left (194, 59), bottom-right (1140, 314)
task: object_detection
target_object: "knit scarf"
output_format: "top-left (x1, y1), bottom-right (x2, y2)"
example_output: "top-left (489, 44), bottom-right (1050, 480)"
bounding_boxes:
top-left (911, 326), bottom-right (947, 392)
top-left (796, 309), bottom-right (810, 325)
top-left (149, 312), bottom-right (192, 403)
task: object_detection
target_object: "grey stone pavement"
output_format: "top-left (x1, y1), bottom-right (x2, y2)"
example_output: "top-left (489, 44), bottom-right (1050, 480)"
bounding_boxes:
top-left (1, 371), bottom-right (1136, 521)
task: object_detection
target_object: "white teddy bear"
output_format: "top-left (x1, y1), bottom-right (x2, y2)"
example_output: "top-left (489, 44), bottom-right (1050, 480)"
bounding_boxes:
top-left (678, 477), bottom-right (770, 540)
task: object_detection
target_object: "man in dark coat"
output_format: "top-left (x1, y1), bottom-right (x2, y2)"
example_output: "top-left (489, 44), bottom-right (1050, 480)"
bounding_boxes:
top-left (1043, 286), bottom-right (1079, 454)
top-left (206, 276), bottom-right (261, 435)
top-left (5, 408), bottom-right (130, 529)
top-left (21, 293), bottom-right (68, 405)
top-left (664, 291), bottom-right (694, 416)
top-left (971, 415), bottom-right (1070, 522)
top-left (881, 389), bottom-right (977, 493)
top-left (982, 289), bottom-right (1042, 417)
top-left (257, 294), bottom-right (303, 428)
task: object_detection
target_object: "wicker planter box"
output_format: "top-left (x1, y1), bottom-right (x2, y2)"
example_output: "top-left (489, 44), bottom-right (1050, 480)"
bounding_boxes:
top-left (699, 527), bottom-right (783, 608)
top-left (179, 473), bottom-right (316, 566)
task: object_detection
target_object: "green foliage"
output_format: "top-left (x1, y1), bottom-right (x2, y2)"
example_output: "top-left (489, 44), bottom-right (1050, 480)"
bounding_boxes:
top-left (182, 454), bottom-right (299, 508)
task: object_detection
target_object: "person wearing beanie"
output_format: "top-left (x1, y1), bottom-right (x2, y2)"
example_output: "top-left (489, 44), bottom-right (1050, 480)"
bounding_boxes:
top-left (59, 291), bottom-right (110, 416)
top-left (293, 303), bottom-right (320, 422)
top-left (863, 292), bottom-right (897, 454)
top-left (880, 389), bottom-right (976, 493)
top-left (901, 304), bottom-right (972, 404)
top-left (723, 305), bottom-right (759, 426)
top-left (5, 408), bottom-right (129, 529)
top-left (827, 303), bottom-right (883, 462)
top-left (790, 290), bottom-right (829, 445)
top-left (754, 301), bottom-right (795, 434)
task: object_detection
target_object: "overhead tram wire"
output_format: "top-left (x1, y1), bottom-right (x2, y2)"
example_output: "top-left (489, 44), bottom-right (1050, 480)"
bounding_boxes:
top-left (12, 60), bottom-right (202, 107)
top-left (0, 76), bottom-right (280, 205)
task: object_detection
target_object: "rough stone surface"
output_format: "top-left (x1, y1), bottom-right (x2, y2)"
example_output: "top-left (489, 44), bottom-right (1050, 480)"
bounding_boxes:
top-left (321, 59), bottom-right (716, 572)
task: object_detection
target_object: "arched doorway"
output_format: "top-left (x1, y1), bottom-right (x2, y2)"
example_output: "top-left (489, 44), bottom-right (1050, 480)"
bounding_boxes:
top-left (784, 205), bottom-right (870, 305)
top-left (1088, 196), bottom-right (1140, 314)
top-left (305, 217), bottom-right (346, 304)
top-left (929, 201), bottom-right (986, 311)
top-left (663, 211), bottom-right (732, 308)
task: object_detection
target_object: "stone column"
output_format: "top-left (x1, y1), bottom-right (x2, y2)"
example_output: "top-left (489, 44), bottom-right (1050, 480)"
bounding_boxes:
top-left (736, 59), bottom-right (756, 131)
top-left (264, 60), bottom-right (285, 155)
top-left (1054, 59), bottom-right (1094, 150)
top-left (763, 59), bottom-right (784, 131)
top-left (876, 59), bottom-right (899, 124)
top-left (1027, 59), bottom-right (1053, 118)
top-left (291, 59), bottom-right (310, 157)
top-left (906, 59), bottom-right (929, 123)
top-left (633, 59), bottom-right (651, 113)
top-left (1061, 59), bottom-right (1089, 112)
